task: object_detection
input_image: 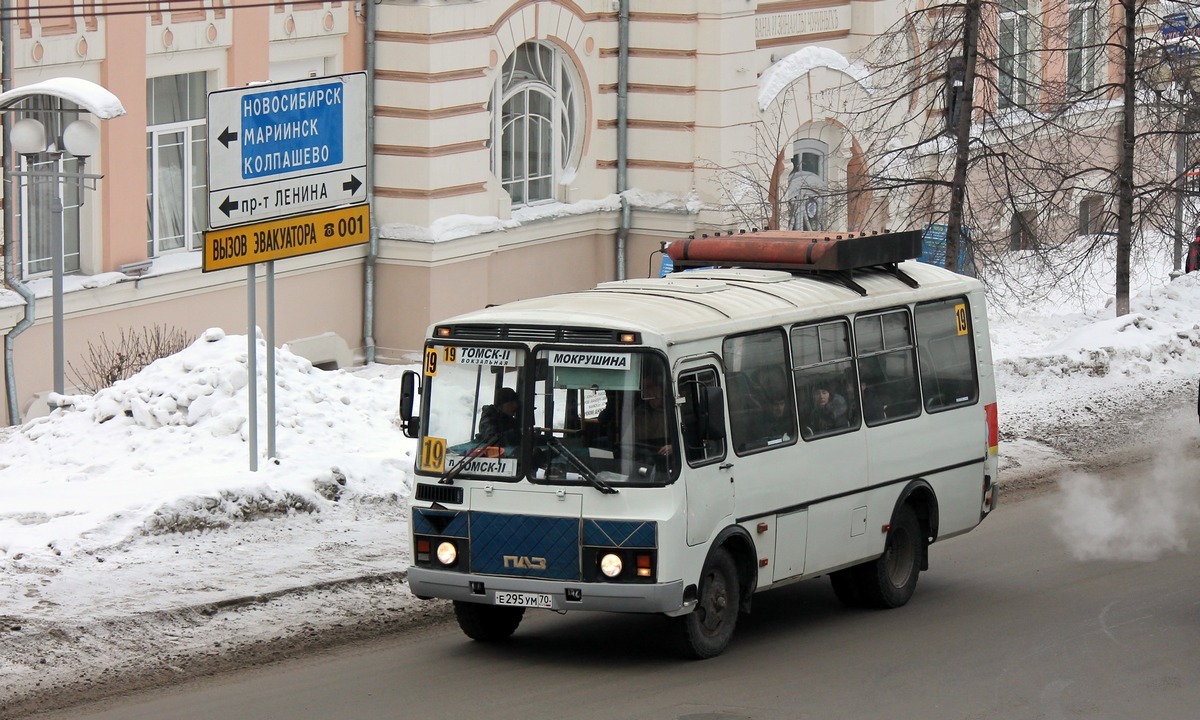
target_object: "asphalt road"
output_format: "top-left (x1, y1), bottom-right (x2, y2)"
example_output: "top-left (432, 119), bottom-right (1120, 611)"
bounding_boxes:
top-left (40, 446), bottom-right (1200, 720)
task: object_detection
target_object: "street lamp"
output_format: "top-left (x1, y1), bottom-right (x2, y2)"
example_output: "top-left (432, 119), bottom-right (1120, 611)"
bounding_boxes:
top-left (10, 114), bottom-right (101, 396)
top-left (0, 78), bottom-right (123, 405)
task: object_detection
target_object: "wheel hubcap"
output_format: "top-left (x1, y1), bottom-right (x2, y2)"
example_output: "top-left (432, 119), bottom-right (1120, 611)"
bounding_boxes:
top-left (701, 573), bottom-right (729, 632)
top-left (886, 527), bottom-right (914, 587)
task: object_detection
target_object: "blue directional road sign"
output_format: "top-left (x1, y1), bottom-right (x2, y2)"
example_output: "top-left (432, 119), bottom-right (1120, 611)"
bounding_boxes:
top-left (207, 73), bottom-right (367, 229)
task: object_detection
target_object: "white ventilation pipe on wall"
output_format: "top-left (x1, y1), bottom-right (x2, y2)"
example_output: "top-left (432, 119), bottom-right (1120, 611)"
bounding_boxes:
top-left (2, 4), bottom-right (38, 425)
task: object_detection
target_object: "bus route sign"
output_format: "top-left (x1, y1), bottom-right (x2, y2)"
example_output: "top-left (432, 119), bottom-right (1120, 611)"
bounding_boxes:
top-left (206, 73), bottom-right (367, 229)
top-left (202, 203), bottom-right (370, 272)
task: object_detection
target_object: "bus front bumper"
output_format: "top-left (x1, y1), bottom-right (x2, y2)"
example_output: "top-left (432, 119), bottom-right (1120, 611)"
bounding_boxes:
top-left (407, 567), bottom-right (687, 614)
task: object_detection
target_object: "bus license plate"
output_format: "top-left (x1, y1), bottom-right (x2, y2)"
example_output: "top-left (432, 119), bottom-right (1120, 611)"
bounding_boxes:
top-left (494, 591), bottom-right (553, 608)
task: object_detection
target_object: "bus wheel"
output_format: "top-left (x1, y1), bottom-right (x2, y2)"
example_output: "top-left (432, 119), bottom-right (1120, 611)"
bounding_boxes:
top-left (674, 547), bottom-right (740, 659)
top-left (453, 601), bottom-right (525, 642)
top-left (857, 504), bottom-right (922, 609)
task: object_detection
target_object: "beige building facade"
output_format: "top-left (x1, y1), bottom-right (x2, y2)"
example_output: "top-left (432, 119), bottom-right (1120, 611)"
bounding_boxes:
top-left (0, 0), bottom-right (912, 423)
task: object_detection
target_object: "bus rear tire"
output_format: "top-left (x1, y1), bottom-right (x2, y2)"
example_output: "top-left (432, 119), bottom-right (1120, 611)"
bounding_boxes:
top-left (453, 600), bottom-right (525, 642)
top-left (856, 504), bottom-right (922, 609)
top-left (674, 547), bottom-right (740, 659)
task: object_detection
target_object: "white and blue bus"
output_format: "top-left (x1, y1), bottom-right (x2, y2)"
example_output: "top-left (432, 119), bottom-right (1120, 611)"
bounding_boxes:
top-left (399, 229), bottom-right (999, 658)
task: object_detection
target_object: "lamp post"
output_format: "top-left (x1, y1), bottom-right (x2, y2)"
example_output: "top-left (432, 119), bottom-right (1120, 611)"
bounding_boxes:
top-left (10, 112), bottom-right (100, 396)
top-left (0, 78), bottom-right (124, 415)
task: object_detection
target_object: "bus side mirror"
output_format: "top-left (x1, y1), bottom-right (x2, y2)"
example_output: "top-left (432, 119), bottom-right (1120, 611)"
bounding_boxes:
top-left (399, 370), bottom-right (421, 439)
top-left (701, 386), bottom-right (727, 440)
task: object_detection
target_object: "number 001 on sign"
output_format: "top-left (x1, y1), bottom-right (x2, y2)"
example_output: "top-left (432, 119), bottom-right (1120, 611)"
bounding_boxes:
top-left (203, 204), bottom-right (370, 272)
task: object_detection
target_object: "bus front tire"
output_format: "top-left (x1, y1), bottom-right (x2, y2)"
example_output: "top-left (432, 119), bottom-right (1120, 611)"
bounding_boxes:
top-left (453, 600), bottom-right (525, 642)
top-left (674, 547), bottom-right (740, 659)
top-left (856, 504), bottom-right (922, 609)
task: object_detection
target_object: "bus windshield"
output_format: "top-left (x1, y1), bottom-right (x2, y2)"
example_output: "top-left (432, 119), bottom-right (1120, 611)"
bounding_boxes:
top-left (531, 349), bottom-right (678, 486)
top-left (421, 344), bottom-right (526, 481)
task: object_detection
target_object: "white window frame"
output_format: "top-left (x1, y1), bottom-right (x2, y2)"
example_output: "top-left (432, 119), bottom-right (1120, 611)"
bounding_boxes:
top-left (492, 41), bottom-right (582, 207)
top-left (146, 72), bottom-right (208, 256)
top-left (999, 0), bottom-right (1034, 109)
top-left (1067, 0), bottom-right (1101, 98)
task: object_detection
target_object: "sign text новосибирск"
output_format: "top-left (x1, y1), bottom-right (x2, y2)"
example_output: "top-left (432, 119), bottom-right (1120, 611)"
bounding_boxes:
top-left (241, 83), bottom-right (344, 180)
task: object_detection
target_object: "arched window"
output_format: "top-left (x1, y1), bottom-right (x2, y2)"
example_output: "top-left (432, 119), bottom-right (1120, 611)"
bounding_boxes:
top-left (492, 42), bottom-right (582, 207)
top-left (785, 139), bottom-right (828, 231)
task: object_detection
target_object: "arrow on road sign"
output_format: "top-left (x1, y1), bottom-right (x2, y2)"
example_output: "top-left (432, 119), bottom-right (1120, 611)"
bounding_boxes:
top-left (343, 175), bottom-right (362, 195)
top-left (218, 127), bottom-right (239, 148)
top-left (218, 196), bottom-right (239, 217)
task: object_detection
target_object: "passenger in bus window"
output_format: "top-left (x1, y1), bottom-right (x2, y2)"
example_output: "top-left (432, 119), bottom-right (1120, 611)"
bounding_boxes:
top-left (588, 390), bottom-right (621, 449)
top-left (753, 370), bottom-right (795, 443)
top-left (861, 379), bottom-right (886, 424)
top-left (810, 383), bottom-right (848, 433)
top-left (478, 387), bottom-right (521, 445)
top-left (631, 374), bottom-right (673, 456)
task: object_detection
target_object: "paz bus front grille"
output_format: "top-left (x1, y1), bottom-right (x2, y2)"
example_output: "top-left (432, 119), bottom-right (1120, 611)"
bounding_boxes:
top-left (414, 483), bottom-right (464, 505)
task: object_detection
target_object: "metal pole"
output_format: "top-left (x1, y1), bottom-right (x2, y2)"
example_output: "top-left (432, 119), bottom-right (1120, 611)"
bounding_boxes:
top-left (266, 260), bottom-right (276, 461)
top-left (51, 190), bottom-right (64, 394)
top-left (247, 265), bottom-right (258, 472)
top-left (1175, 130), bottom-right (1187, 273)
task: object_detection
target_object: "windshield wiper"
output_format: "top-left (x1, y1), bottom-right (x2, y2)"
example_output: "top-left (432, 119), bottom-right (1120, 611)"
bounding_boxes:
top-left (437, 433), bottom-right (500, 485)
top-left (542, 434), bottom-right (617, 494)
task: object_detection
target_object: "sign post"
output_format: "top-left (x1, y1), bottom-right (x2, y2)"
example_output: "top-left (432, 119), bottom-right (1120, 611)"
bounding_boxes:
top-left (205, 73), bottom-right (369, 470)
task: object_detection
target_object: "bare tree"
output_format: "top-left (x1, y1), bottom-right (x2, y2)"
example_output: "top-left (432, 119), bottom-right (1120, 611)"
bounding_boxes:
top-left (701, 0), bottom-right (1190, 317)
top-left (853, 0), bottom-right (1194, 313)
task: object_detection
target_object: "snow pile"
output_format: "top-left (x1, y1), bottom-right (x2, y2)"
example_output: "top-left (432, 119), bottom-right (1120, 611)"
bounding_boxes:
top-left (987, 242), bottom-right (1200, 472)
top-left (0, 327), bottom-right (413, 563)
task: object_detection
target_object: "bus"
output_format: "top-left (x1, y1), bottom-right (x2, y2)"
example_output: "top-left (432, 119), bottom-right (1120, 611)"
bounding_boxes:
top-left (398, 229), bottom-right (998, 658)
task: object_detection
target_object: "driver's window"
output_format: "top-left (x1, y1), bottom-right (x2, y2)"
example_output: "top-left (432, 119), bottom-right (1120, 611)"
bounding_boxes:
top-left (679, 367), bottom-right (727, 466)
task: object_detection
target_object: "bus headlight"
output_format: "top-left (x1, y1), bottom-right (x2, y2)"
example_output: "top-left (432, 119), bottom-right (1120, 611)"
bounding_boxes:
top-left (436, 541), bottom-right (458, 566)
top-left (600, 553), bottom-right (623, 578)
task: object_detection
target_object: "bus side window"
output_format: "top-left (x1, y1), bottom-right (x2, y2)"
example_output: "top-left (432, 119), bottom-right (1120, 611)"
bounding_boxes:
top-left (679, 368), bottom-right (727, 465)
top-left (722, 330), bottom-right (791, 453)
top-left (854, 309), bottom-right (921, 425)
top-left (791, 318), bottom-right (859, 440)
top-left (915, 297), bottom-right (979, 411)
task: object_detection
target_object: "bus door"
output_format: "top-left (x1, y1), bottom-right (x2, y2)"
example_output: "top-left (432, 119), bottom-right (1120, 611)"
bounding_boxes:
top-left (676, 361), bottom-right (734, 547)
top-left (788, 318), bottom-right (871, 575)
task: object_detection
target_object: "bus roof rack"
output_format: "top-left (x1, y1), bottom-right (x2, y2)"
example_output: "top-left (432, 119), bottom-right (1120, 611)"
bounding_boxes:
top-left (666, 229), bottom-right (923, 296)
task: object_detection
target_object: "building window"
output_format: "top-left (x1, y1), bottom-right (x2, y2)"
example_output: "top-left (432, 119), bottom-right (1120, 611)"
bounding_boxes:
top-left (492, 42), bottom-right (582, 207)
top-left (1067, 0), bottom-right (1101, 98)
top-left (999, 0), bottom-right (1033, 109)
top-left (146, 72), bottom-right (208, 256)
top-left (785, 139), bottom-right (828, 231)
top-left (1078, 195), bottom-right (1106, 235)
top-left (1010, 210), bottom-right (1037, 249)
top-left (14, 99), bottom-right (82, 278)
